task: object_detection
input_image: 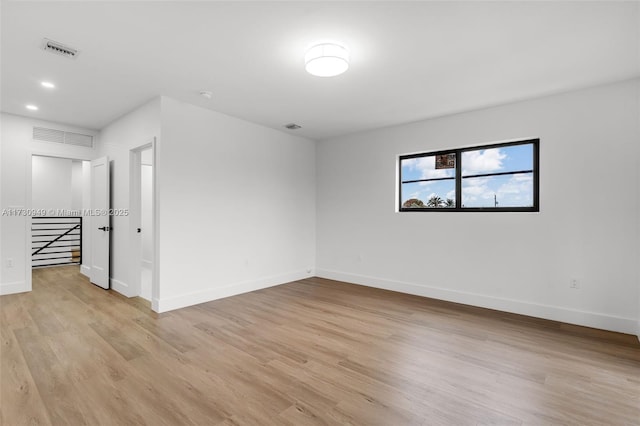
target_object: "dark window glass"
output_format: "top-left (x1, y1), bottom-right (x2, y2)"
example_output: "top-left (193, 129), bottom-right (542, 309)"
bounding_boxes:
top-left (399, 139), bottom-right (539, 212)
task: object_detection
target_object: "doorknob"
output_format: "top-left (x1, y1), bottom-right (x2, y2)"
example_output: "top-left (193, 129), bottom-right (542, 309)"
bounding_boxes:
top-left (98, 226), bottom-right (110, 231)
top-left (137, 228), bottom-right (141, 233)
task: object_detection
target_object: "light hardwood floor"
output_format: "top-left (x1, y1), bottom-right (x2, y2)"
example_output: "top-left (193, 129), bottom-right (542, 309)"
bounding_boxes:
top-left (1, 266), bottom-right (639, 425)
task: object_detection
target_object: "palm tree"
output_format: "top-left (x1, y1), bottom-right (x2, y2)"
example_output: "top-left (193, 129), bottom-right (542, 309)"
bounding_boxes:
top-left (426, 195), bottom-right (444, 208)
top-left (444, 198), bottom-right (455, 208)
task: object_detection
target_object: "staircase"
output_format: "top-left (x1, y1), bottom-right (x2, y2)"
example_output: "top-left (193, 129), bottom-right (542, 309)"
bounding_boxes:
top-left (32, 217), bottom-right (82, 268)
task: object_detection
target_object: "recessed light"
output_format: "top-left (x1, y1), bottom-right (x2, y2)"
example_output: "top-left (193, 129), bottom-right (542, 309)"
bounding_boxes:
top-left (26, 104), bottom-right (39, 111)
top-left (41, 81), bottom-right (55, 89)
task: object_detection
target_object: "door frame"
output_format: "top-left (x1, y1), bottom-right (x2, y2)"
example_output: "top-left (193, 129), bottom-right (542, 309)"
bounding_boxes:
top-left (128, 138), bottom-right (159, 308)
top-left (26, 151), bottom-right (94, 291)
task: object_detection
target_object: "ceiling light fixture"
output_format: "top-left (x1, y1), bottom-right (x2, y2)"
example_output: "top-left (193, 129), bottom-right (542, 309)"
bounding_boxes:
top-left (305, 43), bottom-right (349, 77)
top-left (199, 91), bottom-right (213, 99)
top-left (26, 104), bottom-right (39, 111)
top-left (41, 81), bottom-right (55, 89)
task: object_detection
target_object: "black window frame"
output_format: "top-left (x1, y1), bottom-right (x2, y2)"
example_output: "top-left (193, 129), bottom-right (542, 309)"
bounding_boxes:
top-left (399, 139), bottom-right (539, 212)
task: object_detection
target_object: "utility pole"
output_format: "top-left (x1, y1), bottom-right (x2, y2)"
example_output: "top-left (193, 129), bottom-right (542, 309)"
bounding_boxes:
top-left (494, 194), bottom-right (498, 207)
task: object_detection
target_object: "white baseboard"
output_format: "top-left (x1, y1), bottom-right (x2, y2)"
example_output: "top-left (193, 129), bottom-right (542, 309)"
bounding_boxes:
top-left (316, 269), bottom-right (638, 335)
top-left (80, 265), bottom-right (91, 278)
top-left (110, 278), bottom-right (136, 298)
top-left (0, 280), bottom-right (29, 296)
top-left (155, 269), bottom-right (314, 313)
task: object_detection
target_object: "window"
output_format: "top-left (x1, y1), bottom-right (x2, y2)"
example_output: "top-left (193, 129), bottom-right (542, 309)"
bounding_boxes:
top-left (399, 139), bottom-right (539, 212)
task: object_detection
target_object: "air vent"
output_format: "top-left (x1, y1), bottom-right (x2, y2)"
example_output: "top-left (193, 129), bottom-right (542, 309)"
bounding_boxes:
top-left (64, 132), bottom-right (93, 147)
top-left (33, 127), bottom-right (93, 148)
top-left (284, 123), bottom-right (302, 130)
top-left (42, 38), bottom-right (78, 59)
top-left (33, 127), bottom-right (64, 144)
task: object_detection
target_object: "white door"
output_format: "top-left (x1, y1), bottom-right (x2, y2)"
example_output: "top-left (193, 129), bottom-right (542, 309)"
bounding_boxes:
top-left (90, 156), bottom-right (110, 289)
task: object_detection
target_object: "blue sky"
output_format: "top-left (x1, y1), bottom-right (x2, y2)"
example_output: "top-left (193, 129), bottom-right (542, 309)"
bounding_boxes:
top-left (401, 144), bottom-right (534, 207)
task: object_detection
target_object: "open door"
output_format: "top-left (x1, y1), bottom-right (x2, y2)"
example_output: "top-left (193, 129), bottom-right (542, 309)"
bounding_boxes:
top-left (90, 156), bottom-right (110, 289)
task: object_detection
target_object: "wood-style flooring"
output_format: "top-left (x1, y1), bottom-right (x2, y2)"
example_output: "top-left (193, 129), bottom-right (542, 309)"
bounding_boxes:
top-left (1, 266), bottom-right (639, 425)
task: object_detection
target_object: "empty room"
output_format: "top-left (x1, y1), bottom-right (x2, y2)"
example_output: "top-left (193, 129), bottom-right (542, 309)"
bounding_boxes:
top-left (1, 1), bottom-right (639, 425)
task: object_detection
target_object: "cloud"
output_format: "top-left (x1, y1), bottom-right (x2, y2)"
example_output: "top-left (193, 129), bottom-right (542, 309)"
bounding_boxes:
top-left (496, 175), bottom-right (533, 203)
top-left (462, 148), bottom-right (506, 175)
top-left (461, 176), bottom-right (492, 203)
top-left (464, 181), bottom-right (488, 196)
top-left (403, 156), bottom-right (454, 182)
top-left (461, 174), bottom-right (533, 207)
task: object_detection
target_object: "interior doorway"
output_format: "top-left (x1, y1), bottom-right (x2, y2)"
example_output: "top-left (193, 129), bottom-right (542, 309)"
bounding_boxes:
top-left (30, 155), bottom-right (90, 270)
top-left (129, 141), bottom-right (156, 302)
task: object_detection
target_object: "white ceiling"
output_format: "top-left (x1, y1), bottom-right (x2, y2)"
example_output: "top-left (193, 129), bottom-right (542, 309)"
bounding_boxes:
top-left (2, 1), bottom-right (638, 140)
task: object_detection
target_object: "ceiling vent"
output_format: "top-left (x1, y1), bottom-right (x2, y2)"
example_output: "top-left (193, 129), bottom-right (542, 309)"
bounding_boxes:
top-left (33, 127), bottom-right (93, 148)
top-left (284, 123), bottom-right (302, 130)
top-left (42, 38), bottom-right (78, 59)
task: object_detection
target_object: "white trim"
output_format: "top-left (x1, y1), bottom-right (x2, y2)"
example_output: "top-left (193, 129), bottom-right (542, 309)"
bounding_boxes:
top-left (30, 150), bottom-right (94, 161)
top-left (110, 278), bottom-right (135, 297)
top-left (155, 269), bottom-right (313, 313)
top-left (316, 269), bottom-right (638, 335)
top-left (0, 281), bottom-right (28, 295)
top-left (80, 264), bottom-right (91, 277)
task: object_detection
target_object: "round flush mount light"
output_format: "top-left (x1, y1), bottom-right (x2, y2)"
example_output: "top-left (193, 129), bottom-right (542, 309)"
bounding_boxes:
top-left (41, 81), bottom-right (55, 89)
top-left (26, 104), bottom-right (39, 111)
top-left (305, 43), bottom-right (349, 77)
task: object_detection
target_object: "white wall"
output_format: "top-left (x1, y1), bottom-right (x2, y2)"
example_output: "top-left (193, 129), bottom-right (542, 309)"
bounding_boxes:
top-left (156, 97), bottom-right (316, 312)
top-left (31, 156), bottom-right (73, 211)
top-left (97, 98), bottom-right (161, 296)
top-left (31, 157), bottom-right (85, 212)
top-left (71, 160), bottom-right (84, 211)
top-left (0, 113), bottom-right (98, 295)
top-left (316, 79), bottom-right (640, 335)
